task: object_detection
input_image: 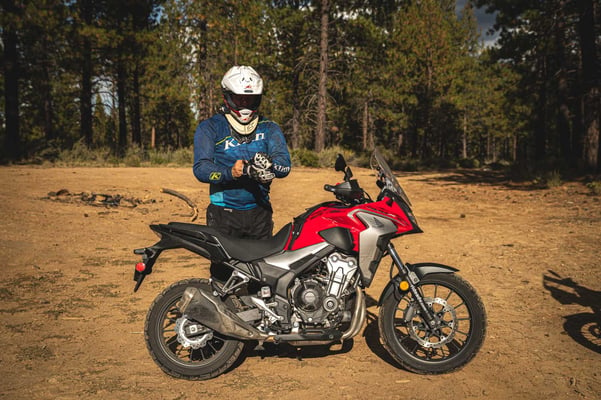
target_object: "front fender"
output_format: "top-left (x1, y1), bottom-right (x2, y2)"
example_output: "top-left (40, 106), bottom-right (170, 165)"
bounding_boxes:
top-left (377, 262), bottom-right (458, 306)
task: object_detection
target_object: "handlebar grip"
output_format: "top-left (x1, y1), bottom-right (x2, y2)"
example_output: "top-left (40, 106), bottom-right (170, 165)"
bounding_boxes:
top-left (324, 184), bottom-right (336, 192)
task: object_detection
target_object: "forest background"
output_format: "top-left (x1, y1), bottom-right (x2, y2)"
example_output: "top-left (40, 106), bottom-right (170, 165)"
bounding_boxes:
top-left (1, 0), bottom-right (600, 177)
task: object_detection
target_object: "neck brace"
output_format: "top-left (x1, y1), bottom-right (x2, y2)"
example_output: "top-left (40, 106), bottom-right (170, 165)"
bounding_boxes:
top-left (225, 113), bottom-right (258, 136)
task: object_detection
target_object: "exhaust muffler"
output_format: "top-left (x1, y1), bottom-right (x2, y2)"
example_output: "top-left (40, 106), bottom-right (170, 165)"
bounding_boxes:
top-left (178, 284), bottom-right (268, 341)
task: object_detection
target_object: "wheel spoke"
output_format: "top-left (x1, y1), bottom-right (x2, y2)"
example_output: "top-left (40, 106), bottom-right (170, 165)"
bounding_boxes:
top-left (456, 329), bottom-right (470, 337)
top-left (207, 341), bottom-right (218, 353)
top-left (394, 321), bottom-right (407, 328)
top-left (380, 274), bottom-right (485, 372)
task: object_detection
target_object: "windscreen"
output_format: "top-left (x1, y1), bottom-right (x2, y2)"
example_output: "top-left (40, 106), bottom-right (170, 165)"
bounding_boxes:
top-left (372, 149), bottom-right (412, 206)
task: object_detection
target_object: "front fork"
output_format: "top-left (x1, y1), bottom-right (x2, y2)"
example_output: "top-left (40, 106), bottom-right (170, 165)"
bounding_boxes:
top-left (386, 242), bottom-right (438, 329)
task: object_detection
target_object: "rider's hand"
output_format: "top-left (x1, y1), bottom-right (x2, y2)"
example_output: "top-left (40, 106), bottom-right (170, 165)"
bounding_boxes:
top-left (243, 152), bottom-right (275, 183)
top-left (250, 152), bottom-right (273, 170)
top-left (244, 161), bottom-right (275, 184)
top-left (231, 159), bottom-right (245, 179)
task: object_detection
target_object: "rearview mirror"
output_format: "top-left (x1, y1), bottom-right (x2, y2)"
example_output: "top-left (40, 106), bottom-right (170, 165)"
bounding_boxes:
top-left (334, 154), bottom-right (347, 172)
top-left (334, 154), bottom-right (353, 181)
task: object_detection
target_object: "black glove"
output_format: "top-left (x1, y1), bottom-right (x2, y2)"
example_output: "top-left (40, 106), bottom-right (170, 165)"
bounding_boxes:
top-left (250, 152), bottom-right (273, 170)
top-left (244, 152), bottom-right (275, 184)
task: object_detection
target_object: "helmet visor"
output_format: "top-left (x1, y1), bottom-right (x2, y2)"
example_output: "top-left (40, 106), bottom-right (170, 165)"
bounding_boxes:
top-left (230, 94), bottom-right (261, 111)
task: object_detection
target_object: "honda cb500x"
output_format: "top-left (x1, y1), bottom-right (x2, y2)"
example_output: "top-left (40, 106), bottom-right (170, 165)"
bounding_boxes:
top-left (132, 149), bottom-right (486, 380)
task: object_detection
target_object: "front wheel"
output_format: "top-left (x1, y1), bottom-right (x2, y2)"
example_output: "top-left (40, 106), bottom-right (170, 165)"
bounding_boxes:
top-left (144, 278), bottom-right (244, 380)
top-left (379, 273), bottom-right (486, 374)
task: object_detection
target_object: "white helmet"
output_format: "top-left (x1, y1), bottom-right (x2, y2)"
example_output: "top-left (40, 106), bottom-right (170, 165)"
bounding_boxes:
top-left (221, 66), bottom-right (263, 134)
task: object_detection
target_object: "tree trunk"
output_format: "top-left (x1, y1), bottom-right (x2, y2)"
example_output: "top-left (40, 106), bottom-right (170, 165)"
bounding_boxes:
top-left (131, 60), bottom-right (142, 146)
top-left (2, 26), bottom-right (21, 160)
top-left (555, 3), bottom-right (573, 166)
top-left (571, 94), bottom-right (584, 165)
top-left (315, 0), bottom-right (329, 152)
top-left (362, 100), bottom-right (369, 150)
top-left (42, 68), bottom-right (54, 143)
top-left (197, 18), bottom-right (210, 120)
top-left (512, 134), bottom-right (517, 162)
top-left (40, 37), bottom-right (55, 143)
top-left (291, 69), bottom-right (301, 149)
top-left (117, 56), bottom-right (128, 155)
top-left (80, 37), bottom-right (93, 146)
top-left (462, 112), bottom-right (468, 159)
top-left (578, 0), bottom-right (600, 172)
top-left (534, 56), bottom-right (548, 162)
top-left (79, 0), bottom-right (93, 147)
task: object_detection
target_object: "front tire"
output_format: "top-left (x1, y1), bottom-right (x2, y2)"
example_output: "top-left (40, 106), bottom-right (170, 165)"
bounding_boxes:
top-left (144, 278), bottom-right (244, 380)
top-left (379, 273), bottom-right (486, 374)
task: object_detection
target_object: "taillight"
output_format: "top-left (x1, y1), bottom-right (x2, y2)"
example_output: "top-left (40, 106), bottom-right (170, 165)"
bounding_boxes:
top-left (135, 262), bottom-right (146, 272)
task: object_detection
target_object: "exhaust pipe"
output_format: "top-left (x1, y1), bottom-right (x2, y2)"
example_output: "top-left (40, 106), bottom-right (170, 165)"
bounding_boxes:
top-left (178, 285), bottom-right (268, 341)
top-left (342, 287), bottom-right (366, 340)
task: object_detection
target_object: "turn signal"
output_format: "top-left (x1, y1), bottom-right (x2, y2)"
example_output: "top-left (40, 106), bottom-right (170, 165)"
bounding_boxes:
top-left (399, 280), bottom-right (409, 291)
top-left (135, 262), bottom-right (146, 272)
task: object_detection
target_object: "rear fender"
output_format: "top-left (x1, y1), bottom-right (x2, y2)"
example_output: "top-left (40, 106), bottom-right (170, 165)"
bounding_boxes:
top-left (133, 235), bottom-right (181, 275)
top-left (133, 224), bottom-right (227, 292)
top-left (132, 234), bottom-right (183, 291)
top-left (377, 262), bottom-right (458, 306)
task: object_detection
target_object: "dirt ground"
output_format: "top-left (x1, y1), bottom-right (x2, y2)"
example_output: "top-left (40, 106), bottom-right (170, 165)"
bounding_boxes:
top-left (0, 164), bottom-right (599, 400)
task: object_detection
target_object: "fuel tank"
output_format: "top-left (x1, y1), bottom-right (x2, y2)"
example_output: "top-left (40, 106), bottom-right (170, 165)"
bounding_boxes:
top-left (287, 198), bottom-right (416, 252)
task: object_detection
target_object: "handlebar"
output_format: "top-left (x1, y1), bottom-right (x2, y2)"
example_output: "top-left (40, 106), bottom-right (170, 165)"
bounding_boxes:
top-left (324, 184), bottom-right (336, 193)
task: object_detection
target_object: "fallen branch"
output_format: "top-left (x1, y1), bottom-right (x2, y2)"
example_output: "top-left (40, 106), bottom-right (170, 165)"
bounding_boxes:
top-left (161, 188), bottom-right (199, 222)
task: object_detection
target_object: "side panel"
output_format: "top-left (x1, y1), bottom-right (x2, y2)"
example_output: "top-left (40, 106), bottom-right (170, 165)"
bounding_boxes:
top-left (261, 242), bottom-right (334, 297)
top-left (263, 242), bottom-right (330, 270)
top-left (351, 210), bottom-right (397, 285)
top-left (319, 227), bottom-right (354, 252)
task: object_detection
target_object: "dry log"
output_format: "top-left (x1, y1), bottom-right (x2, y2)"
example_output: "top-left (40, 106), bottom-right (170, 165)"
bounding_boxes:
top-left (160, 188), bottom-right (199, 222)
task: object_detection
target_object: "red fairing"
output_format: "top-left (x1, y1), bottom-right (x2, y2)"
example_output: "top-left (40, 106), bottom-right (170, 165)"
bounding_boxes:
top-left (289, 197), bottom-right (415, 251)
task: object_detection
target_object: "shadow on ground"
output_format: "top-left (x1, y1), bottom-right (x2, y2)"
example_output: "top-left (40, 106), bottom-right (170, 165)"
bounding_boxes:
top-left (543, 270), bottom-right (601, 354)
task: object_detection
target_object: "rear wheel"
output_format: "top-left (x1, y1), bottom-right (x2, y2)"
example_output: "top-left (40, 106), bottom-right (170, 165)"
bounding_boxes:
top-left (379, 273), bottom-right (486, 374)
top-left (144, 278), bottom-right (244, 380)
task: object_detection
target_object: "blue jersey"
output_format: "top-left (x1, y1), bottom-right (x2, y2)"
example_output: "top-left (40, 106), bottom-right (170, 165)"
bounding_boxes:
top-left (193, 114), bottom-right (291, 210)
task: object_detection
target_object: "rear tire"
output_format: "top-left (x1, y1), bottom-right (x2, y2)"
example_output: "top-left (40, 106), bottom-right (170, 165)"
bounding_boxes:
top-left (144, 278), bottom-right (244, 380)
top-left (379, 273), bottom-right (486, 374)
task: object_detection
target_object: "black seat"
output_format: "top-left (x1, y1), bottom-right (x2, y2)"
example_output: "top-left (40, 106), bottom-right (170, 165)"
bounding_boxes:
top-left (165, 222), bottom-right (292, 262)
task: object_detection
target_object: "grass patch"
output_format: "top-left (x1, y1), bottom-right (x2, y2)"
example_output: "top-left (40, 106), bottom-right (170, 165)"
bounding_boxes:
top-left (0, 287), bottom-right (13, 300)
top-left (90, 283), bottom-right (120, 298)
top-left (17, 345), bottom-right (55, 361)
top-left (586, 181), bottom-right (601, 195)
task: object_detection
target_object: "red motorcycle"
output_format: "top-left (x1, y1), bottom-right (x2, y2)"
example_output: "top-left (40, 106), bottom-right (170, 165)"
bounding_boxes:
top-left (133, 149), bottom-right (486, 380)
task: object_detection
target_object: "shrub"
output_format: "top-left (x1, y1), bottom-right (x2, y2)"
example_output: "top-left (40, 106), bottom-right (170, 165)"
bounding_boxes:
top-left (148, 148), bottom-right (170, 165)
top-left (586, 181), bottom-right (601, 195)
top-left (56, 140), bottom-right (112, 166)
top-left (544, 170), bottom-right (563, 188)
top-left (291, 148), bottom-right (320, 167)
top-left (458, 158), bottom-right (480, 169)
top-left (171, 147), bottom-right (193, 166)
top-left (123, 145), bottom-right (144, 167)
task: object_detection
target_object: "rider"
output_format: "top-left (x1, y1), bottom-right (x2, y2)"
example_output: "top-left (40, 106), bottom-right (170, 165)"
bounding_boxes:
top-left (193, 66), bottom-right (291, 278)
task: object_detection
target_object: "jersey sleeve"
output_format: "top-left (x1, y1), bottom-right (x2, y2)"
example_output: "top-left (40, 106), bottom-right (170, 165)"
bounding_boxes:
top-left (193, 120), bottom-right (234, 184)
top-left (267, 123), bottom-right (292, 178)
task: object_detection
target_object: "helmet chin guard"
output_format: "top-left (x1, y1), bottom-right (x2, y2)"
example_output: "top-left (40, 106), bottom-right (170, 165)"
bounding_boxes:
top-left (225, 113), bottom-right (258, 136)
top-left (221, 66), bottom-right (263, 128)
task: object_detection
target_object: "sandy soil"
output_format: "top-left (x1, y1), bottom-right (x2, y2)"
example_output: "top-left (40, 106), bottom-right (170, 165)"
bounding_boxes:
top-left (0, 165), bottom-right (599, 400)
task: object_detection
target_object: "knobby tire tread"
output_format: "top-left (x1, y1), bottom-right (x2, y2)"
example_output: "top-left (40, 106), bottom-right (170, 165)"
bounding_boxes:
top-left (144, 278), bottom-right (244, 380)
top-left (378, 273), bottom-right (486, 374)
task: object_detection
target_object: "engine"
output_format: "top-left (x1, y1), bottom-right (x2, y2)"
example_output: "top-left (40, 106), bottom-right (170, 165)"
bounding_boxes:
top-left (289, 252), bottom-right (358, 327)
